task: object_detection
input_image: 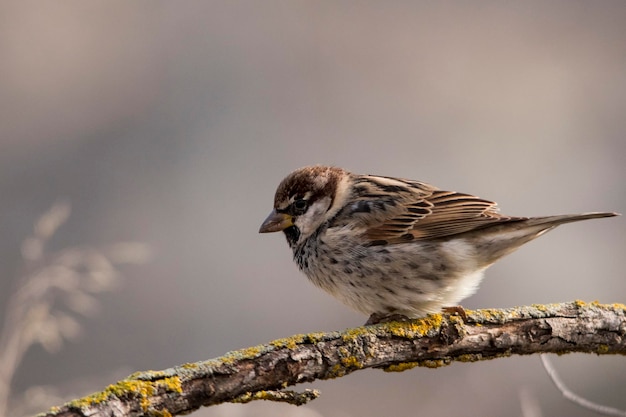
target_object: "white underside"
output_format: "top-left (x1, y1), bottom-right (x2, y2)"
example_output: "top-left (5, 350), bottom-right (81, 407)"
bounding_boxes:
top-left (304, 236), bottom-right (490, 318)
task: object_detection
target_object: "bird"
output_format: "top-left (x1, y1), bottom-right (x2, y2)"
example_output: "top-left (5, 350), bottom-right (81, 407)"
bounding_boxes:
top-left (259, 165), bottom-right (618, 324)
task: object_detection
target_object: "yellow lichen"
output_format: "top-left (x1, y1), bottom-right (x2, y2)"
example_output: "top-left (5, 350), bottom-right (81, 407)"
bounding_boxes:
top-left (270, 334), bottom-right (305, 350)
top-left (221, 345), bottom-right (265, 364)
top-left (612, 303), bottom-right (626, 312)
top-left (597, 344), bottom-right (610, 354)
top-left (149, 409), bottom-right (173, 417)
top-left (160, 376), bottom-right (183, 393)
top-left (231, 389), bottom-right (319, 405)
top-left (340, 355), bottom-right (363, 369)
top-left (338, 346), bottom-right (350, 356)
top-left (67, 380), bottom-right (155, 411)
top-left (472, 307), bottom-right (521, 323)
top-left (457, 353), bottom-right (482, 363)
top-left (385, 314), bottom-right (443, 338)
top-left (417, 359), bottom-right (448, 368)
top-left (383, 362), bottom-right (419, 372)
top-left (305, 332), bottom-right (327, 344)
top-left (328, 363), bottom-right (346, 378)
top-left (65, 375), bottom-right (183, 413)
top-left (232, 390), bottom-right (274, 403)
top-left (341, 326), bottom-right (375, 343)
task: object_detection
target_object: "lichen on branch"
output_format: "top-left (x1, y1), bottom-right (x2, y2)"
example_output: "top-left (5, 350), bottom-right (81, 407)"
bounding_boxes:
top-left (38, 301), bottom-right (626, 417)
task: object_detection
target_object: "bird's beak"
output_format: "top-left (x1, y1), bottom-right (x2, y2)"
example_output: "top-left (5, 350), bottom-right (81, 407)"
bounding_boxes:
top-left (259, 210), bottom-right (293, 233)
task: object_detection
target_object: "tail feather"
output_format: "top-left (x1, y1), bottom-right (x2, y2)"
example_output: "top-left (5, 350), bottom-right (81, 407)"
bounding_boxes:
top-left (522, 212), bottom-right (619, 228)
top-left (474, 211), bottom-right (619, 266)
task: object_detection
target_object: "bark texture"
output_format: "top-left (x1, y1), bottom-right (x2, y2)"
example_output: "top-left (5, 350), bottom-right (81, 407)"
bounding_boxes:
top-left (38, 301), bottom-right (626, 417)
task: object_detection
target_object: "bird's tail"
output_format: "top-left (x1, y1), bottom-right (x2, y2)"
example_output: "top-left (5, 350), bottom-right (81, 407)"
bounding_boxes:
top-left (521, 212), bottom-right (619, 228)
top-left (475, 211), bottom-right (619, 266)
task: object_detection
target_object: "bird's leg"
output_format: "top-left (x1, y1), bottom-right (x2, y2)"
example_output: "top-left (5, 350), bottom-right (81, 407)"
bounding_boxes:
top-left (442, 305), bottom-right (468, 322)
top-left (365, 312), bottom-right (411, 325)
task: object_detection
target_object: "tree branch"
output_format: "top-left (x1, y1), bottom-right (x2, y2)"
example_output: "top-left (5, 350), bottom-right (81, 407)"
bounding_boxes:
top-left (38, 301), bottom-right (626, 417)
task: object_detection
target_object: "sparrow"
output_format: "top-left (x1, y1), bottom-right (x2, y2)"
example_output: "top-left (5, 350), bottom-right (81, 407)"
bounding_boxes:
top-left (259, 166), bottom-right (618, 324)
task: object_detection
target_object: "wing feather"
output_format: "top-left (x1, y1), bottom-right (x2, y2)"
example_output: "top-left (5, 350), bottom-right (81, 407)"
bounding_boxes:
top-left (345, 175), bottom-right (524, 243)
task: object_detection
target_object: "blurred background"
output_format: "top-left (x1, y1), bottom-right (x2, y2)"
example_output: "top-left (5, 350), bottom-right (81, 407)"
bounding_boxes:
top-left (0, 1), bottom-right (625, 416)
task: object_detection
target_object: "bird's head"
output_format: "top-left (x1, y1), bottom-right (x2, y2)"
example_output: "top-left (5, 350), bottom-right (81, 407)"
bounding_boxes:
top-left (259, 166), bottom-right (352, 247)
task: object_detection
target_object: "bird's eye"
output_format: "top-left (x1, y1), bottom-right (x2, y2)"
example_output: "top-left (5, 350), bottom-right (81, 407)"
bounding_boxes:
top-left (293, 199), bottom-right (308, 212)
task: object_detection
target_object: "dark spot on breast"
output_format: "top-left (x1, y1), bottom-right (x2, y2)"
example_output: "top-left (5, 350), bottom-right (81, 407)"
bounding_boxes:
top-left (423, 273), bottom-right (440, 281)
top-left (436, 263), bottom-right (447, 272)
top-left (407, 262), bottom-right (420, 270)
top-left (400, 233), bottom-right (414, 241)
top-left (420, 243), bottom-right (436, 253)
top-left (367, 240), bottom-right (388, 247)
top-left (329, 258), bottom-right (338, 264)
top-left (384, 286), bottom-right (397, 295)
top-left (378, 248), bottom-right (390, 254)
top-left (343, 267), bottom-right (353, 274)
top-left (383, 256), bottom-right (392, 263)
top-left (403, 284), bottom-right (424, 294)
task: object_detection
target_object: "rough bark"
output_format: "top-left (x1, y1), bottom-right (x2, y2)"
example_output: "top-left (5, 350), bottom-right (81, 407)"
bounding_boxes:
top-left (38, 301), bottom-right (626, 417)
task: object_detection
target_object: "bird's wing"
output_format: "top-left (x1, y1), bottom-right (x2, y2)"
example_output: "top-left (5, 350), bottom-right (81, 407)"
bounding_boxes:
top-left (343, 175), bottom-right (521, 244)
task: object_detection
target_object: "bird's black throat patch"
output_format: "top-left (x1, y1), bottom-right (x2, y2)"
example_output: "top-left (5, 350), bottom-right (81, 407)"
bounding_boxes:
top-left (283, 226), bottom-right (301, 246)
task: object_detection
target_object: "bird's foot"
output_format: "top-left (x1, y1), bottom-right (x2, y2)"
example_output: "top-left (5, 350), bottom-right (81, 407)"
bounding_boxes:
top-left (365, 312), bottom-right (411, 325)
top-left (442, 305), bottom-right (468, 322)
